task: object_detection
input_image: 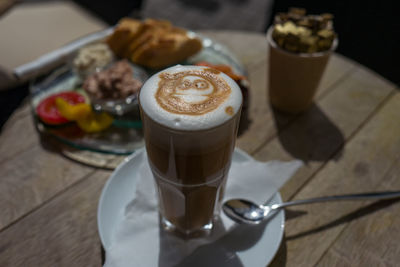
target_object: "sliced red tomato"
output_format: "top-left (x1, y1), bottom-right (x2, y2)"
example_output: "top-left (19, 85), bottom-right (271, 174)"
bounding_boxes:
top-left (36, 91), bottom-right (86, 125)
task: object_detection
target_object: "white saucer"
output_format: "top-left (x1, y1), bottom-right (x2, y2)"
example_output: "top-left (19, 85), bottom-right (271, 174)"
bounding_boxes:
top-left (97, 148), bottom-right (285, 267)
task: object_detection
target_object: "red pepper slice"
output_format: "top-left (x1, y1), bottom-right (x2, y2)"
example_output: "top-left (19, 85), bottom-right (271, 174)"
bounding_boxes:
top-left (36, 92), bottom-right (86, 125)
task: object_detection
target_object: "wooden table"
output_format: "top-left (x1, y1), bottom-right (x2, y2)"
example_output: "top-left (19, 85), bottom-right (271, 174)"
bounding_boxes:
top-left (1, 31), bottom-right (399, 266)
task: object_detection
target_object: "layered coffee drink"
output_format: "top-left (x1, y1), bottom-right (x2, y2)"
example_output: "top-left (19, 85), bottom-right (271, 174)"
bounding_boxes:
top-left (139, 65), bottom-right (242, 235)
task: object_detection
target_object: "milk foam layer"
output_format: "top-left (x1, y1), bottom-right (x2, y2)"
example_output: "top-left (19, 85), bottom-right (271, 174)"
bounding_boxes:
top-left (139, 65), bottom-right (242, 130)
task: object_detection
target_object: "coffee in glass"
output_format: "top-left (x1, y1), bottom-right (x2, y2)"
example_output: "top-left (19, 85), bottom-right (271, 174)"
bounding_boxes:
top-left (139, 65), bottom-right (242, 235)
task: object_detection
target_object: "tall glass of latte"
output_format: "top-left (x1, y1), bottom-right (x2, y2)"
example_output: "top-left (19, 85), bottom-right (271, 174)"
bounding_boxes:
top-left (139, 65), bottom-right (242, 235)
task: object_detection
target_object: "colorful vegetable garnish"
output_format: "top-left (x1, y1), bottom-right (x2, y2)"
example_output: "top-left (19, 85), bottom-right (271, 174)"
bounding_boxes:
top-left (36, 92), bottom-right (86, 125)
top-left (76, 112), bottom-right (114, 133)
top-left (55, 96), bottom-right (113, 133)
top-left (37, 91), bottom-right (113, 133)
top-left (55, 97), bottom-right (91, 121)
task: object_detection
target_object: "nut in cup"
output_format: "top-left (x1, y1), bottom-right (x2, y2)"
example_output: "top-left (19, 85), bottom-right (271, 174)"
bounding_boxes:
top-left (267, 27), bottom-right (338, 114)
top-left (139, 65), bottom-right (242, 236)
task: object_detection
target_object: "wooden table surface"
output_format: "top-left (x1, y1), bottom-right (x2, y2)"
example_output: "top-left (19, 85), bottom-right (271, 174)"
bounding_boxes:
top-left (1, 31), bottom-right (399, 267)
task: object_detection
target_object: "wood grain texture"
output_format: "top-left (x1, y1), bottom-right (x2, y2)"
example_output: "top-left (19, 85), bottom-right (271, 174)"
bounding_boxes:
top-left (0, 102), bottom-right (37, 163)
top-left (203, 31), bottom-right (358, 155)
top-left (0, 31), bottom-right (399, 267)
top-left (317, 157), bottom-right (400, 267)
top-left (315, 54), bottom-right (356, 98)
top-left (0, 170), bottom-right (109, 267)
top-left (279, 93), bottom-right (400, 266)
top-left (199, 31), bottom-right (268, 68)
top-left (255, 66), bottom-right (396, 201)
top-left (0, 143), bottom-right (95, 230)
top-left (62, 147), bottom-right (125, 170)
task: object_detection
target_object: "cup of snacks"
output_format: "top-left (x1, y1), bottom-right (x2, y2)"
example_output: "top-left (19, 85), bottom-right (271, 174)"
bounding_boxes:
top-left (267, 8), bottom-right (338, 114)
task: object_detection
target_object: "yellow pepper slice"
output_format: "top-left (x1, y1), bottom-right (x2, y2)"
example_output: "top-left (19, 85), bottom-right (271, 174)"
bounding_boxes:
top-left (76, 112), bottom-right (114, 133)
top-left (55, 97), bottom-right (91, 121)
top-left (55, 97), bottom-right (113, 133)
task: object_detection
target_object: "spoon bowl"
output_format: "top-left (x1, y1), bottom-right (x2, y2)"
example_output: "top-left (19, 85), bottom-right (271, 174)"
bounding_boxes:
top-left (223, 199), bottom-right (278, 225)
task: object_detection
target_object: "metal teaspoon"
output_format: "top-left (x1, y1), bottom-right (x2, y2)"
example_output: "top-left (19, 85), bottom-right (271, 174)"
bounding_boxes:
top-left (223, 191), bottom-right (400, 224)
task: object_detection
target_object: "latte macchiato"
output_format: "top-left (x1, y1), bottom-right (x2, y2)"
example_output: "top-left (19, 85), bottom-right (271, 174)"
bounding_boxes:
top-left (139, 65), bottom-right (242, 235)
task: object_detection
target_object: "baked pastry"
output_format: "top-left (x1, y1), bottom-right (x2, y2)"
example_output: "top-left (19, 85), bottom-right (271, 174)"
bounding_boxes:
top-left (106, 18), bottom-right (203, 69)
top-left (106, 18), bottom-right (143, 58)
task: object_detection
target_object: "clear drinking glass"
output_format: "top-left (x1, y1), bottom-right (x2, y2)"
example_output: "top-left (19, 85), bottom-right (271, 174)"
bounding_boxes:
top-left (139, 65), bottom-right (242, 236)
top-left (140, 110), bottom-right (240, 235)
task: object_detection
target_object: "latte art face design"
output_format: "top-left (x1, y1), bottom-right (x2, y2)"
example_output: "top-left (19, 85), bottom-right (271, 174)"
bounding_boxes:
top-left (140, 65), bottom-right (242, 130)
top-left (156, 68), bottom-right (231, 115)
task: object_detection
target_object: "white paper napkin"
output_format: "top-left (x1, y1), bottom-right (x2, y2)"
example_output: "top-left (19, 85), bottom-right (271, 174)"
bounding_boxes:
top-left (104, 150), bottom-right (302, 267)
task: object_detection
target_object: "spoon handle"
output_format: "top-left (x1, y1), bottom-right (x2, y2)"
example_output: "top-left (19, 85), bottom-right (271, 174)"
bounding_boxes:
top-left (271, 191), bottom-right (400, 210)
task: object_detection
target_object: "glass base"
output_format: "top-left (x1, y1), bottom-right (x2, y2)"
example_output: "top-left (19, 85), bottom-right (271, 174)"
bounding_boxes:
top-left (161, 217), bottom-right (213, 239)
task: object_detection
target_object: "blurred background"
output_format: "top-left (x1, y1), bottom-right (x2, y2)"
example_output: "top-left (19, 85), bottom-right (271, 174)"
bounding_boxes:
top-left (0, 0), bottom-right (398, 128)
top-left (72, 0), bottom-right (399, 86)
